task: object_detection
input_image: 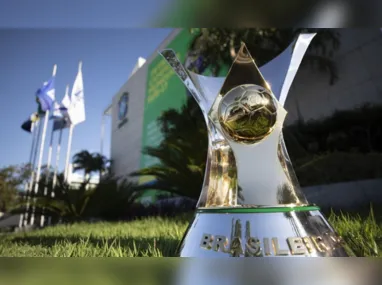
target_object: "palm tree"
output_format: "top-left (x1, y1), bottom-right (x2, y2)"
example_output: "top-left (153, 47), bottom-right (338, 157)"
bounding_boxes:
top-left (17, 174), bottom-right (141, 223)
top-left (20, 177), bottom-right (95, 223)
top-left (130, 97), bottom-right (207, 199)
top-left (72, 150), bottom-right (109, 181)
top-left (72, 150), bottom-right (94, 181)
top-left (85, 177), bottom-right (140, 220)
top-left (13, 171), bottom-right (89, 223)
top-left (92, 153), bottom-right (109, 178)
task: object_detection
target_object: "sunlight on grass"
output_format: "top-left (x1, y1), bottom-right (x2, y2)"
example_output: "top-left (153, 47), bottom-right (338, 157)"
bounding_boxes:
top-left (0, 217), bottom-right (189, 257)
top-left (0, 211), bottom-right (381, 257)
top-left (329, 207), bottom-right (382, 257)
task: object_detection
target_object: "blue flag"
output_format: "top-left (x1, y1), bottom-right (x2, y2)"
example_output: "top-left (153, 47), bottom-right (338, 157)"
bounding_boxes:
top-left (36, 77), bottom-right (55, 112)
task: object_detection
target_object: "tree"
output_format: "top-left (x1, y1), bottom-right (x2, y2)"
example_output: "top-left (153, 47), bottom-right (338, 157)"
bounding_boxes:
top-left (22, 174), bottom-right (141, 223)
top-left (130, 96), bottom-right (207, 200)
top-left (72, 150), bottom-right (94, 180)
top-left (72, 150), bottom-right (109, 180)
top-left (92, 153), bottom-right (109, 177)
top-left (0, 164), bottom-right (31, 213)
top-left (85, 177), bottom-right (140, 220)
top-left (25, 176), bottom-right (95, 223)
top-left (187, 28), bottom-right (340, 84)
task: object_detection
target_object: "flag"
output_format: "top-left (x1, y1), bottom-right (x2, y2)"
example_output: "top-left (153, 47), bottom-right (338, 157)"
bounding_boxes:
top-left (51, 85), bottom-right (71, 119)
top-left (21, 112), bottom-right (39, 133)
top-left (51, 103), bottom-right (70, 131)
top-left (36, 77), bottom-right (55, 112)
top-left (53, 116), bottom-right (71, 131)
top-left (61, 86), bottom-right (71, 109)
top-left (51, 85), bottom-right (72, 131)
top-left (35, 96), bottom-right (45, 115)
top-left (67, 65), bottom-right (85, 125)
top-left (51, 102), bottom-right (68, 119)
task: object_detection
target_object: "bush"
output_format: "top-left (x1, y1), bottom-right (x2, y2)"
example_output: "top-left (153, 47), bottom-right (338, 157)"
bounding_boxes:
top-left (294, 152), bottom-right (382, 186)
top-left (284, 104), bottom-right (382, 156)
top-left (122, 198), bottom-right (196, 221)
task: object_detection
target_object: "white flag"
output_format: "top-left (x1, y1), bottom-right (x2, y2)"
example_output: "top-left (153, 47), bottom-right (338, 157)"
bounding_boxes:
top-left (68, 63), bottom-right (85, 125)
top-left (61, 85), bottom-right (71, 109)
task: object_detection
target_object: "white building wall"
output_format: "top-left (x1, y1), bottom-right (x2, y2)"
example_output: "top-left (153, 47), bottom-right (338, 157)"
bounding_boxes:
top-left (110, 65), bottom-right (147, 180)
top-left (110, 29), bottom-right (181, 181)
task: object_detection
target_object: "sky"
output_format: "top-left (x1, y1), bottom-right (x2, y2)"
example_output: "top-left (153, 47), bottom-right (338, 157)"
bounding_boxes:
top-left (0, 0), bottom-right (173, 28)
top-left (0, 28), bottom-right (173, 170)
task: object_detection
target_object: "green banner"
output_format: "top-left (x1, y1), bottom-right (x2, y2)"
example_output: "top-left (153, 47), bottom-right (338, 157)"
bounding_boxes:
top-left (138, 30), bottom-right (194, 202)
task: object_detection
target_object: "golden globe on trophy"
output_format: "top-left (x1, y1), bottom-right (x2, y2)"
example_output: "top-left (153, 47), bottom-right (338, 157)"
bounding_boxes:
top-left (160, 33), bottom-right (354, 257)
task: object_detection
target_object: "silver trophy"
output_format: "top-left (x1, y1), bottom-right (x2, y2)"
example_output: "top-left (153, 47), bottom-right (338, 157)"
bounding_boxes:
top-left (160, 33), bottom-right (353, 257)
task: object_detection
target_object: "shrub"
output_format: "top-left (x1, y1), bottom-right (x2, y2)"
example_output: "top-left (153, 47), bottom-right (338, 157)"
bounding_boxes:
top-left (284, 104), bottom-right (382, 156)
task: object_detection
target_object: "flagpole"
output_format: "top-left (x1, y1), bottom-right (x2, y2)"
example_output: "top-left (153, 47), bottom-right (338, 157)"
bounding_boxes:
top-left (29, 122), bottom-right (37, 165)
top-left (24, 119), bottom-right (42, 226)
top-left (64, 124), bottom-right (74, 181)
top-left (52, 128), bottom-right (63, 192)
top-left (19, 121), bottom-right (37, 228)
top-left (30, 111), bottom-right (49, 226)
top-left (63, 61), bottom-right (84, 184)
top-left (47, 127), bottom-right (63, 226)
top-left (64, 61), bottom-right (82, 182)
top-left (100, 115), bottom-right (105, 155)
top-left (30, 64), bottom-right (56, 226)
top-left (45, 126), bottom-right (55, 188)
top-left (52, 83), bottom-right (70, 191)
top-left (39, 123), bottom-right (55, 227)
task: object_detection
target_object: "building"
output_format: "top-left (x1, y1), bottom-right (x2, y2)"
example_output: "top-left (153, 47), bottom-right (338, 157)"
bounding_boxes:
top-left (102, 29), bottom-right (206, 203)
top-left (102, 28), bottom-right (382, 204)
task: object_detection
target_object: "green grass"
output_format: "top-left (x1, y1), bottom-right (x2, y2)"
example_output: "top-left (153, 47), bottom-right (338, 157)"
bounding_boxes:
top-left (0, 211), bottom-right (381, 257)
top-left (0, 217), bottom-right (190, 257)
top-left (328, 209), bottom-right (382, 257)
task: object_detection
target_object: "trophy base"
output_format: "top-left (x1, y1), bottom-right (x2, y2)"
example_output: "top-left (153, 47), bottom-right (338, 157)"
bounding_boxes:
top-left (178, 206), bottom-right (354, 257)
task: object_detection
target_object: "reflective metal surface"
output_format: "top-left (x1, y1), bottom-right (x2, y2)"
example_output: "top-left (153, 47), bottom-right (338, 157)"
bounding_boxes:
top-left (218, 85), bottom-right (277, 144)
top-left (160, 41), bottom-right (311, 207)
top-left (161, 49), bottom-right (238, 208)
top-left (178, 211), bottom-right (354, 257)
top-left (160, 33), bottom-right (352, 257)
top-left (161, 34), bottom-right (317, 208)
top-left (207, 45), bottom-right (304, 206)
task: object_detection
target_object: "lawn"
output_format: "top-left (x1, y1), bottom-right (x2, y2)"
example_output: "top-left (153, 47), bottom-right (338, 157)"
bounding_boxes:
top-left (0, 210), bottom-right (381, 257)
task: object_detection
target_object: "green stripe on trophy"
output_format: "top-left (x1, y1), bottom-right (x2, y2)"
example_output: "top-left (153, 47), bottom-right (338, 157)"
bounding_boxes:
top-left (196, 205), bottom-right (320, 214)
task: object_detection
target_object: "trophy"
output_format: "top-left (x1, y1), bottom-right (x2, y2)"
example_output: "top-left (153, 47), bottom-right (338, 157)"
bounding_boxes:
top-left (160, 33), bottom-right (353, 257)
